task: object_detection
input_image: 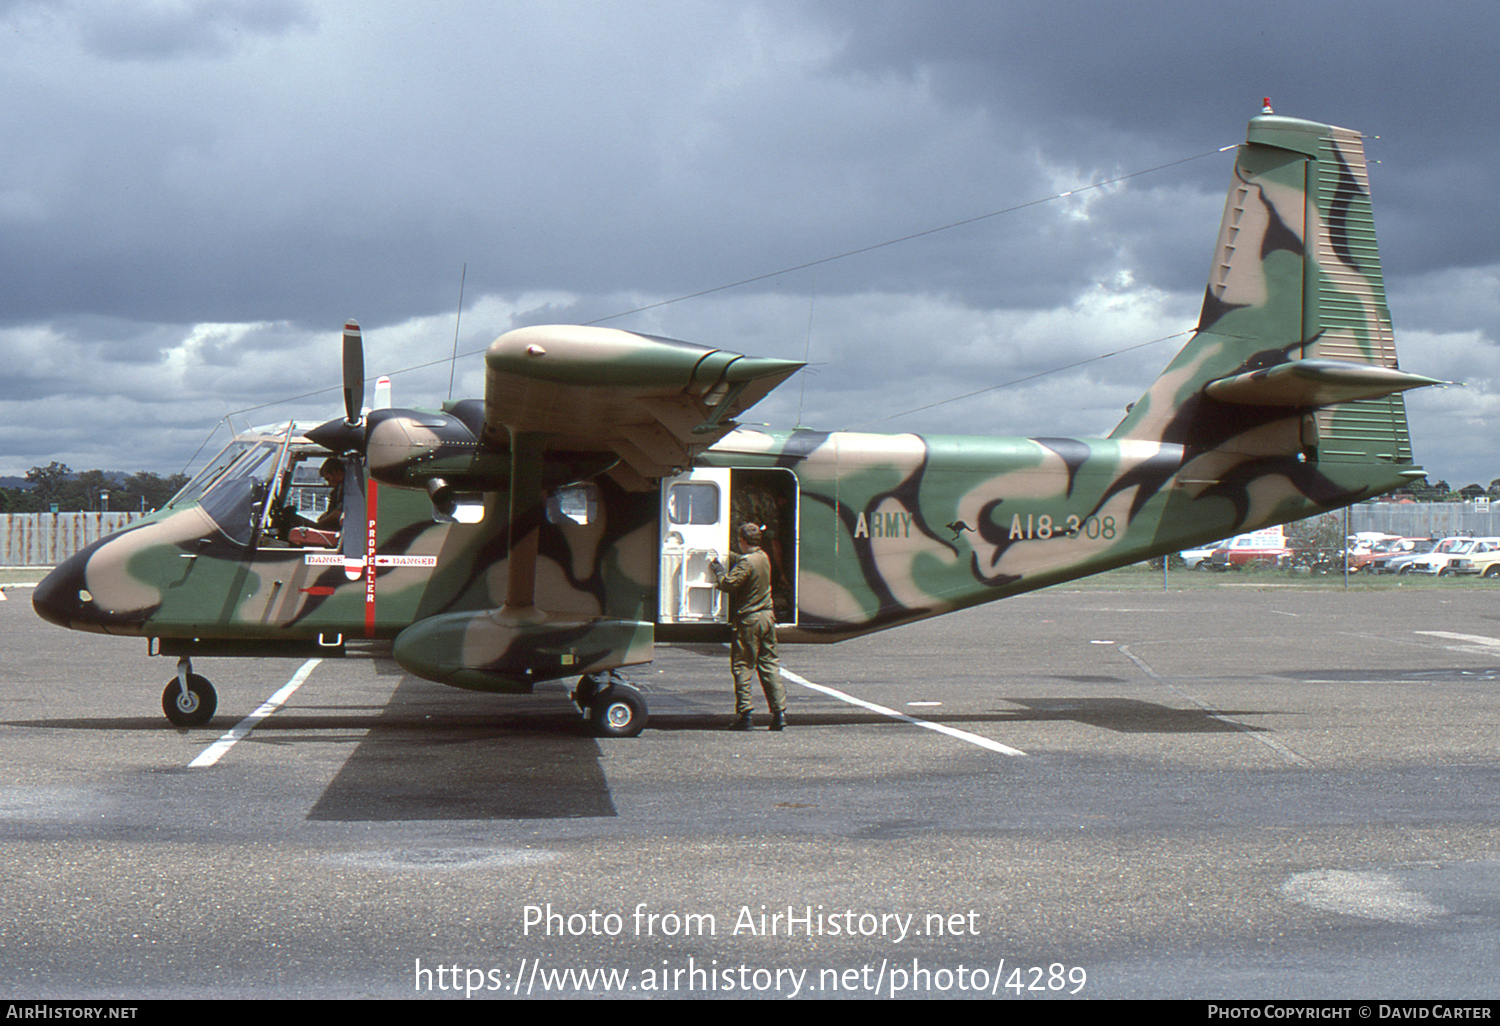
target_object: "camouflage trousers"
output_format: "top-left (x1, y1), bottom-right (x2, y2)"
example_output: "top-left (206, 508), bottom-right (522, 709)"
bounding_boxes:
top-left (730, 610), bottom-right (784, 715)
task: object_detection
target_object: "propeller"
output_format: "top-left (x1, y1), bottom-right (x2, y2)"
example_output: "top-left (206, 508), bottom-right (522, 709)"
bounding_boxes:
top-left (307, 319), bottom-right (369, 455)
top-left (300, 319), bottom-right (371, 575)
top-left (305, 317), bottom-right (484, 544)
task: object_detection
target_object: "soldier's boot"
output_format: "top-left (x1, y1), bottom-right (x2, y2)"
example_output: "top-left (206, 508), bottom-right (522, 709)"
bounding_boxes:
top-left (728, 712), bottom-right (752, 731)
top-left (769, 711), bottom-right (786, 732)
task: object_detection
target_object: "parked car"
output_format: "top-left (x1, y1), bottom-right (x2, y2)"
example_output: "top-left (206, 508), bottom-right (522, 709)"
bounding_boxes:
top-left (1346, 534), bottom-right (1405, 572)
top-left (1367, 538), bottom-right (1438, 574)
top-left (1204, 535), bottom-right (1294, 571)
top-left (1180, 542), bottom-right (1224, 570)
top-left (1402, 537), bottom-right (1500, 576)
top-left (1446, 550), bottom-right (1500, 577)
top-left (1431, 539), bottom-right (1500, 577)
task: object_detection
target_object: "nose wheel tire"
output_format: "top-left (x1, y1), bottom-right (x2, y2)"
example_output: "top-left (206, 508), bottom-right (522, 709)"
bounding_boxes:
top-left (162, 674), bottom-right (217, 727)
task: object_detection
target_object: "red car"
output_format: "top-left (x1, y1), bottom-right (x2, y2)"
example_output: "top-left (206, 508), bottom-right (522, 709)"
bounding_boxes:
top-left (1204, 535), bottom-right (1293, 570)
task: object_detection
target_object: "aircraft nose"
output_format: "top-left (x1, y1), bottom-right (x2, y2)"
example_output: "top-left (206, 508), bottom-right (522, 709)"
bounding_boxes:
top-left (32, 549), bottom-right (91, 629)
top-left (31, 540), bottom-right (128, 634)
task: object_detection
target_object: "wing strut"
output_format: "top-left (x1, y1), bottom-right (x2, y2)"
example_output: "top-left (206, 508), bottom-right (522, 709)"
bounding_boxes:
top-left (502, 430), bottom-right (547, 616)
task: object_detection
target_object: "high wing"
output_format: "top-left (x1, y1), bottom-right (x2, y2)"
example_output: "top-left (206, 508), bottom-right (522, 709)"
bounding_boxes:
top-left (359, 325), bottom-right (802, 707)
top-left (362, 325), bottom-right (803, 496)
top-left (483, 325), bottom-right (805, 488)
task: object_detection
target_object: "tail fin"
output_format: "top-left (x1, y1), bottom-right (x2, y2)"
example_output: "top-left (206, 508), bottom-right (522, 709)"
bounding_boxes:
top-left (1111, 110), bottom-right (1439, 476)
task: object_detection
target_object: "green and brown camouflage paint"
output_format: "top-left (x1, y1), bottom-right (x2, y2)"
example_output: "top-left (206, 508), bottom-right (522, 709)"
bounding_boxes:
top-left (35, 112), bottom-right (1437, 699)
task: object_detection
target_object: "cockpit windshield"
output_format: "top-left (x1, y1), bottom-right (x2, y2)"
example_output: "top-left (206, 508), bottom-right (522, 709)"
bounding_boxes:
top-left (168, 438), bottom-right (286, 546)
top-left (169, 440), bottom-right (278, 508)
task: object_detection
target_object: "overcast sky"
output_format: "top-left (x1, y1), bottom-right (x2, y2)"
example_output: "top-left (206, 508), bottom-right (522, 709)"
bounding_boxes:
top-left (3, 0), bottom-right (1497, 489)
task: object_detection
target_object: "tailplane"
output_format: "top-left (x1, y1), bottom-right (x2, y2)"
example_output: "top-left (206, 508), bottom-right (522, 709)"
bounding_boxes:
top-left (1111, 107), bottom-right (1440, 476)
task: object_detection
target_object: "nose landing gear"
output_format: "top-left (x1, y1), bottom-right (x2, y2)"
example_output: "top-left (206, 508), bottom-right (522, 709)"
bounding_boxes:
top-left (162, 655), bottom-right (217, 727)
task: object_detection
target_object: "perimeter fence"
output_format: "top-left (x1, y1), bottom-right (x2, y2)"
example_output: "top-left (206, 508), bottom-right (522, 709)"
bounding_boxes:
top-left (1, 512), bottom-right (145, 566)
top-left (0, 502), bottom-right (1494, 568)
top-left (1348, 501), bottom-right (1499, 539)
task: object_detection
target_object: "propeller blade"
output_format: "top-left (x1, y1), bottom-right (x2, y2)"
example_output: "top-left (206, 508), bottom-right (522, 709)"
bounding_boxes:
top-left (342, 458), bottom-right (367, 580)
top-left (342, 319), bottom-right (365, 426)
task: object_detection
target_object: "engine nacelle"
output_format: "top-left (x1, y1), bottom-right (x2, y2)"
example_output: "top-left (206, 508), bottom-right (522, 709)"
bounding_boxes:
top-left (364, 407), bottom-right (505, 491)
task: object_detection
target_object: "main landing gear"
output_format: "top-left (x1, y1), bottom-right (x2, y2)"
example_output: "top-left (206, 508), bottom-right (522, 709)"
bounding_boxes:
top-left (572, 671), bottom-right (648, 738)
top-left (157, 659), bottom-right (643, 735)
top-left (162, 655), bottom-right (217, 727)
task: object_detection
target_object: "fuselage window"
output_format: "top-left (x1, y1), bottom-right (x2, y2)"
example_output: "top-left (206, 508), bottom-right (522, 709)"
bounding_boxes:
top-left (547, 483), bottom-right (599, 526)
top-left (666, 482), bottom-right (720, 525)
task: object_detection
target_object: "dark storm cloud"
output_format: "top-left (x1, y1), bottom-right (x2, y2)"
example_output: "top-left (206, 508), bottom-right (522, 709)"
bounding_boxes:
top-left (808, 0), bottom-right (1500, 278)
top-left (4, 1), bottom-right (1124, 328)
top-left (1, 0), bottom-right (1496, 488)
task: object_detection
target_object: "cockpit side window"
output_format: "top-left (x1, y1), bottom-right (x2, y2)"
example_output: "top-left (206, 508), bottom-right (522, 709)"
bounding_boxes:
top-left (259, 450), bottom-right (343, 547)
top-left (278, 455), bottom-right (338, 524)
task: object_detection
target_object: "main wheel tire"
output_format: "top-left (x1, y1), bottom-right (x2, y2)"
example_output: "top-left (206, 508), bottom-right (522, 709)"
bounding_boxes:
top-left (588, 685), bottom-right (647, 739)
top-left (162, 674), bottom-right (217, 727)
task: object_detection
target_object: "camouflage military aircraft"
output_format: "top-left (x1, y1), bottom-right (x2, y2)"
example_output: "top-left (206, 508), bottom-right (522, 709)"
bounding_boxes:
top-left (34, 107), bottom-right (1442, 737)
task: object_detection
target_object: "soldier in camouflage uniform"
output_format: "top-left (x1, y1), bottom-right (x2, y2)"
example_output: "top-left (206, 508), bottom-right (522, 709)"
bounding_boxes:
top-left (712, 523), bottom-right (786, 731)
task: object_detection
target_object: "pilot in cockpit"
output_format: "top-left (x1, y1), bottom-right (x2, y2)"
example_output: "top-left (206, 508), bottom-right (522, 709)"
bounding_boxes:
top-left (281, 456), bottom-right (345, 548)
top-left (313, 457), bottom-right (344, 532)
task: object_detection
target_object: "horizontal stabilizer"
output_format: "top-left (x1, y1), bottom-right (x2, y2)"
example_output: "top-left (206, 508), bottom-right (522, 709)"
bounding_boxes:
top-left (1204, 359), bottom-right (1445, 407)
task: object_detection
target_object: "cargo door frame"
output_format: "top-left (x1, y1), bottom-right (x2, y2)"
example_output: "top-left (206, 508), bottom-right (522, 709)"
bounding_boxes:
top-left (728, 466), bottom-right (798, 628)
top-left (658, 468), bottom-right (731, 624)
top-left (657, 466), bottom-right (799, 629)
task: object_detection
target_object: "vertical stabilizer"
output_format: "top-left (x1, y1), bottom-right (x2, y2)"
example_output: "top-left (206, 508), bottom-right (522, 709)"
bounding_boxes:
top-left (1110, 111), bottom-right (1429, 471)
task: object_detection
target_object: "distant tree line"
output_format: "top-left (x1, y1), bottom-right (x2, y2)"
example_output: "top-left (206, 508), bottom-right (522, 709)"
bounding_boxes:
top-left (0, 462), bottom-right (189, 514)
top-left (1386, 478), bottom-right (1500, 503)
top-left (1, 465), bottom-right (1497, 514)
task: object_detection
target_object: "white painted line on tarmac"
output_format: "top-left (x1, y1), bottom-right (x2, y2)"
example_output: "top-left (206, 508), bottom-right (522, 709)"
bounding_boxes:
top-left (1118, 644), bottom-right (1312, 768)
top-left (188, 659), bottom-right (322, 768)
top-left (1416, 630), bottom-right (1500, 653)
top-left (778, 666), bottom-right (1026, 756)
